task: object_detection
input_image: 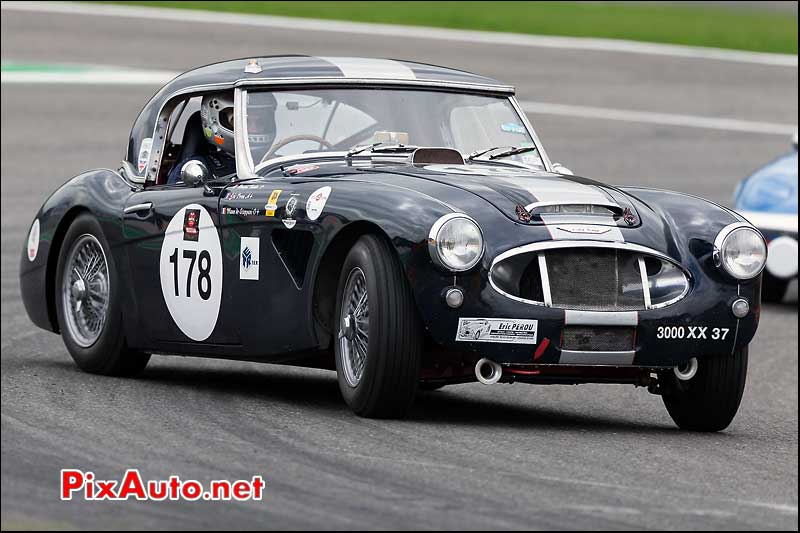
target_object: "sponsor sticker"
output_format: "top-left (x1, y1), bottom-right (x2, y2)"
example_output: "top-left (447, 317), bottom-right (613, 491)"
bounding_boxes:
top-left (306, 186), bottom-right (331, 221)
top-left (222, 207), bottom-right (261, 217)
top-left (27, 219), bottom-right (40, 262)
top-left (240, 237), bottom-right (260, 280)
top-left (225, 191), bottom-right (254, 200)
top-left (265, 189), bottom-right (282, 217)
top-left (137, 138), bottom-right (152, 174)
top-left (456, 318), bottom-right (538, 344)
top-left (501, 122), bottom-right (527, 134)
top-left (183, 209), bottom-right (200, 241)
top-left (282, 194), bottom-right (299, 229)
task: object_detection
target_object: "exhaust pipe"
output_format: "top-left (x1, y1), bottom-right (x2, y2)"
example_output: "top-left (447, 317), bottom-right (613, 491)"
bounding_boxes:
top-left (674, 357), bottom-right (698, 381)
top-left (475, 358), bottom-right (503, 385)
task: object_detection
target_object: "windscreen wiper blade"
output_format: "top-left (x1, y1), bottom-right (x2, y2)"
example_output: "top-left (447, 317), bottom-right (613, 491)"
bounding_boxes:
top-left (487, 146), bottom-right (538, 160)
top-left (347, 143), bottom-right (418, 158)
top-left (467, 146), bottom-right (505, 161)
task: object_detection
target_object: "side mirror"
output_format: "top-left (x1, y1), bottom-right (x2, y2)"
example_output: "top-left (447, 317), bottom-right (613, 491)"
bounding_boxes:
top-left (180, 160), bottom-right (210, 187)
top-left (552, 163), bottom-right (574, 175)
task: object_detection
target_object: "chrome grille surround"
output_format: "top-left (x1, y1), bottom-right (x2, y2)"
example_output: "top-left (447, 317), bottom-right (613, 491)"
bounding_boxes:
top-left (489, 241), bottom-right (691, 311)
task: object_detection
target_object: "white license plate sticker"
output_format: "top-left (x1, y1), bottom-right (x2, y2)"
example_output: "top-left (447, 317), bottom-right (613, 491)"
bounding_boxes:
top-left (456, 318), bottom-right (538, 344)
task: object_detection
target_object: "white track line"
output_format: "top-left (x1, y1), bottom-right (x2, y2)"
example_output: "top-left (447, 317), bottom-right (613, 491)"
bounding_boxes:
top-left (1, 1), bottom-right (796, 67)
top-left (519, 101), bottom-right (798, 136)
top-left (2, 67), bottom-right (795, 136)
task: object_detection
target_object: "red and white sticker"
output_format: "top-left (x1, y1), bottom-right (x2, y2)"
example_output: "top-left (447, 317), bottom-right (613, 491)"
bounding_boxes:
top-left (306, 186), bottom-right (331, 221)
top-left (27, 219), bottom-right (40, 262)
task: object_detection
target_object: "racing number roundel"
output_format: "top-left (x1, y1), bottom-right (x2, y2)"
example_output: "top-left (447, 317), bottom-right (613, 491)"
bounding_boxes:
top-left (159, 204), bottom-right (222, 341)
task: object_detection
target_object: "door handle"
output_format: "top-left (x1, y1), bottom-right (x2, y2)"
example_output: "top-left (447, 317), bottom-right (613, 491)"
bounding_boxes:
top-left (124, 202), bottom-right (153, 216)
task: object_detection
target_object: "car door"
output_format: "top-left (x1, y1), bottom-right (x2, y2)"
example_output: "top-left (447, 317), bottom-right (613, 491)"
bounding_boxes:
top-left (123, 183), bottom-right (239, 349)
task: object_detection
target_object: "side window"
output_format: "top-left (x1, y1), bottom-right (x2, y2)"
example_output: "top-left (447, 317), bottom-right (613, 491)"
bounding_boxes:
top-left (156, 97), bottom-right (203, 184)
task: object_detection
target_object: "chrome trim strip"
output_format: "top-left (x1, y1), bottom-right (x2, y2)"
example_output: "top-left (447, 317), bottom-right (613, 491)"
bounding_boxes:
top-left (492, 240), bottom-right (680, 269)
top-left (235, 76), bottom-right (515, 94)
top-left (488, 240), bottom-right (691, 310)
top-left (564, 310), bottom-right (638, 326)
top-left (713, 222), bottom-right (767, 280)
top-left (234, 88), bottom-right (256, 178)
top-left (427, 213), bottom-right (485, 272)
top-left (559, 350), bottom-right (636, 365)
top-left (525, 199), bottom-right (622, 213)
top-left (538, 253), bottom-right (552, 306)
top-left (509, 96), bottom-right (552, 172)
top-left (638, 257), bottom-right (652, 309)
top-left (123, 202), bottom-right (153, 214)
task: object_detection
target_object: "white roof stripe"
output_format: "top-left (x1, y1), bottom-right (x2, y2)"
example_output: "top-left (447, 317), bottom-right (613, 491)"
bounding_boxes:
top-left (318, 57), bottom-right (416, 80)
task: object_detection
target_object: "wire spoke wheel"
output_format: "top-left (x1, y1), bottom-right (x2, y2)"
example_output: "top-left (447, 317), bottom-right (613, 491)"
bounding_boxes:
top-left (339, 267), bottom-right (369, 387)
top-left (61, 234), bottom-right (109, 348)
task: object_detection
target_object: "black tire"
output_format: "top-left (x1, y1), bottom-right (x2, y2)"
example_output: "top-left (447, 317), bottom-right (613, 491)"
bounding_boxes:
top-left (54, 213), bottom-right (150, 376)
top-left (662, 347), bottom-right (748, 432)
top-left (761, 271), bottom-right (789, 303)
top-left (334, 234), bottom-right (422, 418)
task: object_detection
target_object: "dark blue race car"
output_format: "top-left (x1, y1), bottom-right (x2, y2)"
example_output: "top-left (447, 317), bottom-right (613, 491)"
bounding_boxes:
top-left (734, 133), bottom-right (798, 302)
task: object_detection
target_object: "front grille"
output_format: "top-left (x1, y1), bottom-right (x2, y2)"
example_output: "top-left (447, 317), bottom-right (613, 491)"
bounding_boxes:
top-left (546, 248), bottom-right (644, 311)
top-left (492, 244), bottom-right (689, 311)
top-left (562, 326), bottom-right (635, 351)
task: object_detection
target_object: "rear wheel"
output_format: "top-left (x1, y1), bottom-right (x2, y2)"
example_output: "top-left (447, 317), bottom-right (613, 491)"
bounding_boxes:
top-left (334, 234), bottom-right (422, 418)
top-left (55, 213), bottom-right (150, 376)
top-left (662, 347), bottom-right (748, 432)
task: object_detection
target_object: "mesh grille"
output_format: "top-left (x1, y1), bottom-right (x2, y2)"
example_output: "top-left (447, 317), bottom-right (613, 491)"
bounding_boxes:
top-left (562, 327), bottom-right (635, 351)
top-left (545, 248), bottom-right (645, 311)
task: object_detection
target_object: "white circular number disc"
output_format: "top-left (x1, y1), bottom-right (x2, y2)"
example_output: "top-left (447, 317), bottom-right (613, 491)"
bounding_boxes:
top-left (159, 204), bottom-right (222, 341)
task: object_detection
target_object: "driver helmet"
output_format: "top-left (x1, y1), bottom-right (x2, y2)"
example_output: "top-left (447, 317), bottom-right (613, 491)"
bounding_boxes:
top-left (200, 92), bottom-right (236, 156)
top-left (246, 92), bottom-right (278, 163)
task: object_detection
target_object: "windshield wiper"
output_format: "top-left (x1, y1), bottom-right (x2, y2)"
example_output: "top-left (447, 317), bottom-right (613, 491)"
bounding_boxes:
top-left (347, 142), bottom-right (417, 157)
top-left (468, 145), bottom-right (537, 161)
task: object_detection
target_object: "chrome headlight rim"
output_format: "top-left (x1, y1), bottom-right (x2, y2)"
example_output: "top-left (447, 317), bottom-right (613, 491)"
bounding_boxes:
top-left (428, 213), bottom-right (485, 272)
top-left (713, 222), bottom-right (767, 280)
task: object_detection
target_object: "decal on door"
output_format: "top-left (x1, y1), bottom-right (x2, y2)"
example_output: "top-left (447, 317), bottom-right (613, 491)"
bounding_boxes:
top-left (159, 204), bottom-right (223, 341)
top-left (27, 219), bottom-right (40, 262)
top-left (240, 237), bottom-right (260, 280)
top-left (306, 186), bottom-right (331, 221)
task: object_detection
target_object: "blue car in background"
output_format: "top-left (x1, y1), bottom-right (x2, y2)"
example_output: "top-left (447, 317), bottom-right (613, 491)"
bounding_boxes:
top-left (734, 133), bottom-right (798, 302)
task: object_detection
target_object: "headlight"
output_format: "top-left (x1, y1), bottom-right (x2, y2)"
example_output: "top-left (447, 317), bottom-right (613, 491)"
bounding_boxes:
top-left (428, 214), bottom-right (484, 271)
top-left (713, 223), bottom-right (767, 280)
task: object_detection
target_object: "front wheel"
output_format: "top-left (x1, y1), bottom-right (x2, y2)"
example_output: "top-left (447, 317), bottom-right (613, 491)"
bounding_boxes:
top-left (334, 234), bottom-right (422, 418)
top-left (54, 213), bottom-right (150, 376)
top-left (662, 347), bottom-right (748, 432)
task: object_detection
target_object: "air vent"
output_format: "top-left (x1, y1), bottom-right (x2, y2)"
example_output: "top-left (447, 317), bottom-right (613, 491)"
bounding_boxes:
top-left (272, 229), bottom-right (314, 288)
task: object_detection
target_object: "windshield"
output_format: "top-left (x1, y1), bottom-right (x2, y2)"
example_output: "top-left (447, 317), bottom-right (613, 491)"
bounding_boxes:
top-left (244, 88), bottom-right (543, 169)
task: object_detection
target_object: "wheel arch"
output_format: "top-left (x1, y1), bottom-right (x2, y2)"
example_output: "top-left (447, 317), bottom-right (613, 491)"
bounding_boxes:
top-left (311, 220), bottom-right (401, 350)
top-left (45, 206), bottom-right (92, 333)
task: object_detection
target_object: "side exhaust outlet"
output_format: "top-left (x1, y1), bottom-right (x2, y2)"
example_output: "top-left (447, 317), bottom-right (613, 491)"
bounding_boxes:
top-left (475, 358), bottom-right (503, 385)
top-left (674, 357), bottom-right (699, 381)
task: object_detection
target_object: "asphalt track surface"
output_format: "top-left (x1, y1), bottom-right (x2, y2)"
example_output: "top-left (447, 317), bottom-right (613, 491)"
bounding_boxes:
top-left (1, 5), bottom-right (798, 530)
